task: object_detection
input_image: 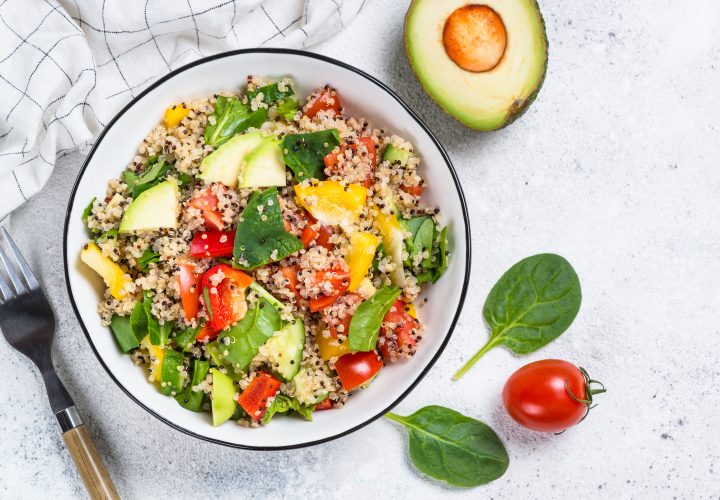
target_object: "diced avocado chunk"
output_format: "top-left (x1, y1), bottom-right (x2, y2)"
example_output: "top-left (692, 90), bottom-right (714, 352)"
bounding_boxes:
top-left (175, 359), bottom-right (209, 412)
top-left (199, 132), bottom-right (264, 188)
top-left (382, 145), bottom-right (410, 166)
top-left (210, 368), bottom-right (237, 426)
top-left (160, 349), bottom-right (186, 396)
top-left (264, 318), bottom-right (305, 381)
top-left (119, 178), bottom-right (179, 233)
top-left (239, 136), bottom-right (286, 188)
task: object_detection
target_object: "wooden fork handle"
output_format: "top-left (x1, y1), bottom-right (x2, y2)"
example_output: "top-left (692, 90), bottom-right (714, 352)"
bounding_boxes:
top-left (58, 408), bottom-right (119, 500)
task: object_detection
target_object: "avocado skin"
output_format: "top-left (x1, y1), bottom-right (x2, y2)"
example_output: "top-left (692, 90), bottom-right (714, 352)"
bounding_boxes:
top-left (403, 0), bottom-right (549, 132)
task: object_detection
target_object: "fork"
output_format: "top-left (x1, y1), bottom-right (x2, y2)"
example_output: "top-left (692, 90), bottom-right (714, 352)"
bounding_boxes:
top-left (0, 227), bottom-right (119, 500)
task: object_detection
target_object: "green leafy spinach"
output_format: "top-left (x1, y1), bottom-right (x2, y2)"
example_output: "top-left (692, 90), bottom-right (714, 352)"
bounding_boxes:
top-left (400, 216), bottom-right (449, 284)
top-left (109, 314), bottom-right (141, 352)
top-left (160, 349), bottom-right (186, 395)
top-left (123, 155), bottom-right (172, 198)
top-left (175, 359), bottom-right (209, 412)
top-left (219, 297), bottom-right (282, 371)
top-left (246, 82), bottom-right (294, 104)
top-left (453, 253), bottom-right (581, 380)
top-left (261, 394), bottom-right (315, 424)
top-left (348, 285), bottom-right (402, 352)
top-left (386, 406), bottom-right (509, 487)
top-left (282, 129), bottom-right (341, 181)
top-left (233, 187), bottom-right (303, 270)
top-left (137, 247), bottom-right (160, 271)
top-left (204, 95), bottom-right (267, 147)
top-left (81, 197), bottom-right (96, 223)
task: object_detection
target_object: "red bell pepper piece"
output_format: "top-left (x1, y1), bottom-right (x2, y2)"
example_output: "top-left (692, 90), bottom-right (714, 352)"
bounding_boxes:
top-left (177, 262), bottom-right (202, 321)
top-left (236, 372), bottom-right (282, 421)
top-left (304, 87), bottom-right (342, 118)
top-left (190, 230), bottom-right (236, 258)
top-left (201, 264), bottom-right (253, 331)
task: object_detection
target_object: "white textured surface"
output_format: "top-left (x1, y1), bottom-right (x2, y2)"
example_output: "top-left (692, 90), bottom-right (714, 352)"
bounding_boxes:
top-left (2, 0), bottom-right (719, 498)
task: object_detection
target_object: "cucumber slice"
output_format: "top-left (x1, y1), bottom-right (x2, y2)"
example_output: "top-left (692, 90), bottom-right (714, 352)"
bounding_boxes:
top-left (382, 144), bottom-right (410, 166)
top-left (263, 318), bottom-right (305, 381)
top-left (211, 368), bottom-right (237, 426)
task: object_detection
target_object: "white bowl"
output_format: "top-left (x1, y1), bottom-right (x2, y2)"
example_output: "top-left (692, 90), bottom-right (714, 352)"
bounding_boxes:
top-left (63, 49), bottom-right (471, 449)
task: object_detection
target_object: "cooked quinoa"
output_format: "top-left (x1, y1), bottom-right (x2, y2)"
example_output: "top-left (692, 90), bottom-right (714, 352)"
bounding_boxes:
top-left (81, 76), bottom-right (449, 427)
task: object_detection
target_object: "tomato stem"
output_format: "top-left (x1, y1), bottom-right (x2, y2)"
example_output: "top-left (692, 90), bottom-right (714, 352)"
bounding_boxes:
top-left (452, 338), bottom-right (498, 380)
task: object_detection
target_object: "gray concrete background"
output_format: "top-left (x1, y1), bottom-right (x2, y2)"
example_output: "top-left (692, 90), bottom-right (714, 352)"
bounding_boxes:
top-left (2, 0), bottom-right (719, 498)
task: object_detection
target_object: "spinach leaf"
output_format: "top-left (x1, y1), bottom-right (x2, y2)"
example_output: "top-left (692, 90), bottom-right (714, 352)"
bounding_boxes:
top-left (453, 253), bottom-right (581, 380)
top-left (385, 406), bottom-right (509, 487)
top-left (96, 228), bottom-right (118, 243)
top-left (110, 314), bottom-right (140, 352)
top-left (129, 300), bottom-right (148, 341)
top-left (173, 323), bottom-right (202, 352)
top-left (219, 297), bottom-right (282, 371)
top-left (143, 291), bottom-right (173, 346)
top-left (261, 394), bottom-right (315, 424)
top-left (123, 155), bottom-right (172, 198)
top-left (81, 197), bottom-right (95, 223)
top-left (204, 95), bottom-right (267, 147)
top-left (432, 226), bottom-right (449, 283)
top-left (348, 286), bottom-right (402, 352)
top-left (175, 359), bottom-right (209, 412)
top-left (246, 82), bottom-right (294, 104)
top-left (400, 216), bottom-right (449, 284)
top-left (233, 187), bottom-right (303, 270)
top-left (137, 247), bottom-right (160, 271)
top-left (160, 349), bottom-right (186, 396)
top-left (203, 286), bottom-right (214, 322)
top-left (175, 171), bottom-right (194, 187)
top-left (282, 129), bottom-right (341, 181)
top-left (276, 98), bottom-right (299, 121)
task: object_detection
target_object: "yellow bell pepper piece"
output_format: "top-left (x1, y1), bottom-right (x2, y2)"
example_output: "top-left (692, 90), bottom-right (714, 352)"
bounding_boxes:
top-left (163, 105), bottom-right (190, 128)
top-left (316, 333), bottom-right (351, 361)
top-left (374, 208), bottom-right (406, 287)
top-left (80, 242), bottom-right (132, 299)
top-left (406, 303), bottom-right (417, 318)
top-left (141, 335), bottom-right (164, 382)
top-left (294, 181), bottom-right (367, 226)
top-left (348, 232), bottom-right (379, 291)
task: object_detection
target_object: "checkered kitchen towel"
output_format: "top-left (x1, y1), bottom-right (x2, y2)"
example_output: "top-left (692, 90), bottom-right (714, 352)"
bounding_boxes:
top-left (0, 0), bottom-right (365, 219)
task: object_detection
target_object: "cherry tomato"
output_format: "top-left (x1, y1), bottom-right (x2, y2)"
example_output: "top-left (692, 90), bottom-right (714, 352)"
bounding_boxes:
top-left (189, 188), bottom-right (225, 231)
top-left (502, 359), bottom-right (606, 433)
top-left (378, 299), bottom-right (420, 361)
top-left (201, 264), bottom-right (253, 331)
top-left (308, 268), bottom-right (350, 312)
top-left (236, 372), bottom-right (281, 421)
top-left (334, 351), bottom-right (383, 391)
top-left (177, 262), bottom-right (202, 321)
top-left (190, 230), bottom-right (235, 258)
top-left (304, 87), bottom-right (342, 118)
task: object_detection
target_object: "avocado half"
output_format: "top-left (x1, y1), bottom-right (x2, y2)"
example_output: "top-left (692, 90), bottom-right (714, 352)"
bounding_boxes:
top-left (405, 0), bottom-right (548, 131)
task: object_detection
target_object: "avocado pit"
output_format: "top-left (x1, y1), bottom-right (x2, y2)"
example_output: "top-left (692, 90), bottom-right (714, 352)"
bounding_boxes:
top-left (442, 5), bottom-right (507, 73)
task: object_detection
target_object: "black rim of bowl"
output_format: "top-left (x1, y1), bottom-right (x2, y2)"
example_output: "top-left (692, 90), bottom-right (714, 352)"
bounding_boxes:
top-left (63, 48), bottom-right (472, 451)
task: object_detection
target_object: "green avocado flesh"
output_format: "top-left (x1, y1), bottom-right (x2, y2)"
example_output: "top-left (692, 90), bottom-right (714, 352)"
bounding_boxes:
top-left (405, 0), bottom-right (548, 131)
top-left (199, 132), bottom-right (286, 188)
top-left (119, 178), bottom-right (179, 233)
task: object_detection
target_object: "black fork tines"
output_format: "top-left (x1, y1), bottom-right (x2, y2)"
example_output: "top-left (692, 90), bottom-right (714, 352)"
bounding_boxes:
top-left (0, 227), bottom-right (39, 302)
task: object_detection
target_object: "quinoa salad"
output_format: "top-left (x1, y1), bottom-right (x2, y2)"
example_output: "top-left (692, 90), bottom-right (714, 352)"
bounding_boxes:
top-left (80, 77), bottom-right (449, 427)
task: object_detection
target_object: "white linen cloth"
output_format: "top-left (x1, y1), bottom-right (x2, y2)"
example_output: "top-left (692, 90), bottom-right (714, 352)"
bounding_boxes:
top-left (0, 0), bottom-right (365, 219)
